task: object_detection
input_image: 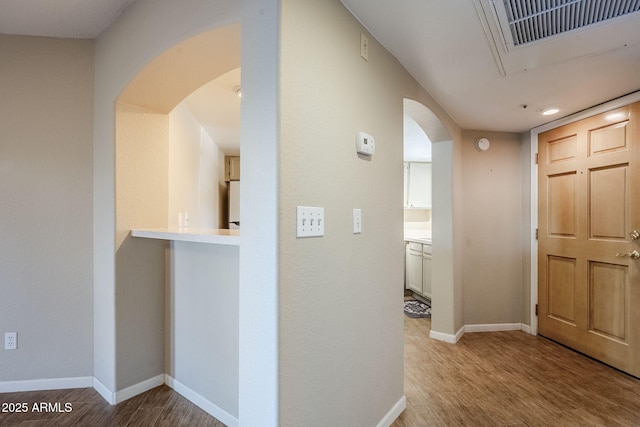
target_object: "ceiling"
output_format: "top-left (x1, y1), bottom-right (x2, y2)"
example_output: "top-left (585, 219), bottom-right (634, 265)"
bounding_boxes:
top-left (0, 0), bottom-right (135, 39)
top-left (341, 0), bottom-right (640, 132)
top-left (1, 0), bottom-right (639, 134)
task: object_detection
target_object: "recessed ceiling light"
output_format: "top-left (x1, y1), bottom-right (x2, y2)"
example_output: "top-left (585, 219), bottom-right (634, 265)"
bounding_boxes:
top-left (537, 105), bottom-right (561, 116)
top-left (541, 106), bottom-right (560, 116)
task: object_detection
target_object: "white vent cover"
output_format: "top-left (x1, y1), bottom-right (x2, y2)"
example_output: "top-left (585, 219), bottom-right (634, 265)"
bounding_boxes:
top-left (494, 0), bottom-right (640, 48)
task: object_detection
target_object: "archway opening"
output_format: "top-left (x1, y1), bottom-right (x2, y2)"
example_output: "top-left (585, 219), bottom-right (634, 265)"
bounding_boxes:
top-left (110, 24), bottom-right (241, 422)
top-left (403, 98), bottom-right (453, 335)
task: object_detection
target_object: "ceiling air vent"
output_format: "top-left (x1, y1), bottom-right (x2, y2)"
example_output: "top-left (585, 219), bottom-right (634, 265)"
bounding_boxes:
top-left (495, 0), bottom-right (640, 48)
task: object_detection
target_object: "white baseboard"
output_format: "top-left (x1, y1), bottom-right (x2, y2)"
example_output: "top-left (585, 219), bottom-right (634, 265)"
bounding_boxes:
top-left (376, 395), bottom-right (407, 427)
top-left (165, 375), bottom-right (238, 427)
top-left (429, 325), bottom-right (465, 343)
top-left (93, 374), bottom-right (165, 405)
top-left (465, 323), bottom-right (523, 333)
top-left (430, 323), bottom-right (532, 343)
top-left (0, 376), bottom-right (93, 393)
top-left (115, 374), bottom-right (165, 404)
top-left (93, 377), bottom-right (116, 404)
top-left (4, 373), bottom-right (236, 427)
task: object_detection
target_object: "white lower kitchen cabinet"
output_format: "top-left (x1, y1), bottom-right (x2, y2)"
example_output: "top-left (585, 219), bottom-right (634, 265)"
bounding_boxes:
top-left (405, 241), bottom-right (432, 300)
top-left (422, 243), bottom-right (432, 299)
top-left (406, 242), bottom-right (423, 294)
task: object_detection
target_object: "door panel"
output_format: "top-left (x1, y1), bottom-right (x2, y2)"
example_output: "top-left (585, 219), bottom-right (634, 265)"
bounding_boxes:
top-left (589, 165), bottom-right (628, 239)
top-left (538, 101), bottom-right (640, 377)
top-left (548, 172), bottom-right (577, 237)
top-left (549, 134), bottom-right (577, 163)
top-left (589, 261), bottom-right (627, 342)
top-left (547, 255), bottom-right (576, 324)
top-left (590, 121), bottom-right (628, 155)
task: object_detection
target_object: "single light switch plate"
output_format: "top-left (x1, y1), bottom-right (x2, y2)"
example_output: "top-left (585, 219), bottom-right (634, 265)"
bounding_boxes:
top-left (353, 209), bottom-right (362, 234)
top-left (297, 206), bottom-right (324, 238)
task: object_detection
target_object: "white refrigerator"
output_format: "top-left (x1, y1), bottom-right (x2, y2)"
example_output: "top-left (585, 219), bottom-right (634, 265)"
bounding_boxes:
top-left (228, 181), bottom-right (240, 229)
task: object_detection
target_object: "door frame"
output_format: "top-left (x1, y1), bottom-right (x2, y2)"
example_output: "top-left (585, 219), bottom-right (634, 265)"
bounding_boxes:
top-left (529, 90), bottom-right (640, 334)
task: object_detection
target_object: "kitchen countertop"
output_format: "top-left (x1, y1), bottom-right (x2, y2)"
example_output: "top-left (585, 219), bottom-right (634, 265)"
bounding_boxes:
top-left (133, 227), bottom-right (427, 246)
top-left (404, 230), bottom-right (432, 245)
top-left (131, 228), bottom-right (240, 246)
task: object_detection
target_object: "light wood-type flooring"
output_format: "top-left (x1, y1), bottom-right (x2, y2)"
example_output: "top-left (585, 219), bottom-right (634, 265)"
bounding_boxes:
top-left (3, 316), bottom-right (640, 426)
top-left (394, 316), bottom-right (640, 426)
top-left (0, 384), bottom-right (225, 426)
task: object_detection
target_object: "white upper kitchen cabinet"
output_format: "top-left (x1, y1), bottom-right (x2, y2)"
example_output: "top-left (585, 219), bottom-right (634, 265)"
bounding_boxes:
top-left (403, 163), bottom-right (409, 207)
top-left (405, 162), bottom-right (431, 208)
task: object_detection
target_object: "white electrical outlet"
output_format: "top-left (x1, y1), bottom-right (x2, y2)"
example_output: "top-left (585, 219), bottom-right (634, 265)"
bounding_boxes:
top-left (5, 332), bottom-right (17, 350)
top-left (353, 208), bottom-right (362, 234)
top-left (297, 206), bottom-right (324, 238)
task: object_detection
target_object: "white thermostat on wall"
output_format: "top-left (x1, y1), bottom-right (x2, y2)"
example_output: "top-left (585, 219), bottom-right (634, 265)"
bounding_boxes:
top-left (356, 131), bottom-right (375, 156)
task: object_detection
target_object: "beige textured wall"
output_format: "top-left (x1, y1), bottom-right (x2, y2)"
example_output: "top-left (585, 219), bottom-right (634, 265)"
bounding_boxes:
top-left (0, 35), bottom-right (94, 382)
top-left (461, 130), bottom-right (524, 324)
top-left (115, 103), bottom-right (168, 389)
top-left (520, 131), bottom-right (532, 325)
top-left (169, 103), bottom-right (224, 229)
top-left (167, 241), bottom-right (239, 422)
top-left (115, 104), bottom-right (169, 247)
top-left (279, 1), bottom-right (408, 425)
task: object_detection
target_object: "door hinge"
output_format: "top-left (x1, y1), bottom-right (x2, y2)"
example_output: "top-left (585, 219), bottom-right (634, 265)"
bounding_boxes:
top-left (535, 153), bottom-right (538, 164)
top-left (535, 228), bottom-right (538, 240)
top-left (535, 304), bottom-right (538, 316)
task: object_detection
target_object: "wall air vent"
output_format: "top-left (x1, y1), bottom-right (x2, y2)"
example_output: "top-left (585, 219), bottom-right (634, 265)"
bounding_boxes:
top-left (495, 0), bottom-right (640, 48)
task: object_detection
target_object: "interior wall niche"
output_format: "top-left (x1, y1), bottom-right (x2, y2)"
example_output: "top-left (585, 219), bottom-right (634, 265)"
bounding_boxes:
top-left (113, 25), bottom-right (241, 392)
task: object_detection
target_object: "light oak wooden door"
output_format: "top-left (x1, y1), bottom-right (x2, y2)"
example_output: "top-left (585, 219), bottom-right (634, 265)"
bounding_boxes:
top-left (538, 101), bottom-right (640, 377)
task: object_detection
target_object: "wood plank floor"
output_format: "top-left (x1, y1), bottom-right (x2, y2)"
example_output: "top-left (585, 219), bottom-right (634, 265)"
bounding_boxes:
top-left (3, 317), bottom-right (640, 426)
top-left (0, 384), bottom-right (225, 426)
top-left (394, 315), bottom-right (640, 426)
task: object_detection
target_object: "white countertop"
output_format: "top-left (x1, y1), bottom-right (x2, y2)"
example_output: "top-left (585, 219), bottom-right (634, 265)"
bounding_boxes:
top-left (404, 230), bottom-right (432, 245)
top-left (131, 228), bottom-right (240, 246)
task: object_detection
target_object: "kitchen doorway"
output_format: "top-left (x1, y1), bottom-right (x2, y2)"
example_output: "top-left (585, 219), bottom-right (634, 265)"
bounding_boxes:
top-left (403, 98), bottom-right (454, 335)
top-left (403, 112), bottom-right (432, 304)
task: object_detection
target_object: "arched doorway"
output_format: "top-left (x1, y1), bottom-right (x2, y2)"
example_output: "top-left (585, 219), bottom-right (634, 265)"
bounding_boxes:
top-left (106, 25), bottom-right (241, 424)
top-left (403, 98), bottom-right (456, 339)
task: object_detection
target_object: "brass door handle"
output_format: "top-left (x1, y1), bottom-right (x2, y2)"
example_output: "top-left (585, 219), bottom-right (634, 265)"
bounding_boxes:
top-left (616, 250), bottom-right (640, 259)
